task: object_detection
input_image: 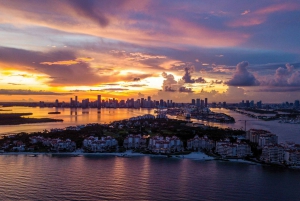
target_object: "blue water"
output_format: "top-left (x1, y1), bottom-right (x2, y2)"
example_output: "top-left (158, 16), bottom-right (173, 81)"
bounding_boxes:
top-left (0, 155), bottom-right (299, 201)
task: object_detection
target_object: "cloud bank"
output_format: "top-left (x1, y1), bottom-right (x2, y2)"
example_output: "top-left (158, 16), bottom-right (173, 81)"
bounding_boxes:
top-left (226, 61), bottom-right (260, 86)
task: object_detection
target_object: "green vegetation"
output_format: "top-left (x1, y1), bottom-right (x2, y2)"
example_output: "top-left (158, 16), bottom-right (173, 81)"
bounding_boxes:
top-left (0, 118), bottom-right (246, 153)
top-left (0, 113), bottom-right (63, 125)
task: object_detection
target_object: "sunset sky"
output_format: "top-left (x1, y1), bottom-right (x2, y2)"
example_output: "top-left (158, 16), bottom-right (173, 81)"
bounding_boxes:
top-left (0, 0), bottom-right (300, 103)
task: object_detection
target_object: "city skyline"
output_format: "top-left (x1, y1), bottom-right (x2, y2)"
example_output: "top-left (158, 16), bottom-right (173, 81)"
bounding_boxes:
top-left (0, 0), bottom-right (300, 103)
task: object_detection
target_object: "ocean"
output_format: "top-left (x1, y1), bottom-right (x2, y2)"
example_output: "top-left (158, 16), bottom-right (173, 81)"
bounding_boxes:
top-left (0, 155), bottom-right (299, 201)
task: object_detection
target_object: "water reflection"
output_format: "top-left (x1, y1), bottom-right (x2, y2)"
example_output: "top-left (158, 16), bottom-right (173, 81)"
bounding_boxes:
top-left (1, 107), bottom-right (299, 143)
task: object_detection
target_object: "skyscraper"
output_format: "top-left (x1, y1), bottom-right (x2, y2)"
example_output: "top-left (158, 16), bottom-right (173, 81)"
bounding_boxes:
top-left (205, 98), bottom-right (208, 107)
top-left (75, 96), bottom-right (78, 108)
top-left (196, 99), bottom-right (200, 107)
top-left (97, 95), bottom-right (101, 109)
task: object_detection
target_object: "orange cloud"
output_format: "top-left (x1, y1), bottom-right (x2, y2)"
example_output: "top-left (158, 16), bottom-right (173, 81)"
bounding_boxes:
top-left (0, 2), bottom-right (247, 49)
top-left (40, 57), bottom-right (94, 66)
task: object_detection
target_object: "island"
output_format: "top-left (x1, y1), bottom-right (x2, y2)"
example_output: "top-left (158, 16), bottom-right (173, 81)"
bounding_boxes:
top-left (48, 112), bottom-right (61, 114)
top-left (0, 113), bottom-right (63, 125)
top-left (0, 114), bottom-right (299, 169)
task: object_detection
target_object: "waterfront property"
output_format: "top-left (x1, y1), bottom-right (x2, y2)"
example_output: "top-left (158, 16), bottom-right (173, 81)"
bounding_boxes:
top-left (284, 150), bottom-right (300, 166)
top-left (30, 136), bottom-right (76, 152)
top-left (128, 114), bottom-right (155, 121)
top-left (83, 136), bottom-right (118, 152)
top-left (246, 129), bottom-right (278, 147)
top-left (215, 139), bottom-right (252, 158)
top-left (123, 134), bottom-right (147, 149)
top-left (260, 144), bottom-right (284, 164)
top-left (148, 136), bottom-right (184, 154)
top-left (187, 135), bottom-right (215, 151)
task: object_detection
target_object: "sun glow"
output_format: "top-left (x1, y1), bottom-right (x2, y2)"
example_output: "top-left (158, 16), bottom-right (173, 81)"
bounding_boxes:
top-left (0, 70), bottom-right (50, 89)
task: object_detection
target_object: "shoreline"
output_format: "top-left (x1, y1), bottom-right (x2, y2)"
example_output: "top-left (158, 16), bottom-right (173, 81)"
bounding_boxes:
top-left (0, 150), bottom-right (258, 164)
top-left (2, 150), bottom-right (299, 169)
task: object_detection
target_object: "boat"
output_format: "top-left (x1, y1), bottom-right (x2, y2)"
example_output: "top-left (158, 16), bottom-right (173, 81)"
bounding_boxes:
top-left (29, 154), bottom-right (38, 157)
top-left (48, 112), bottom-right (61, 114)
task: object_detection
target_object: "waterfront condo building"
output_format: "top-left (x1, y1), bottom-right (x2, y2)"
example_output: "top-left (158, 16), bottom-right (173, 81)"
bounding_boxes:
top-left (246, 129), bottom-right (278, 146)
top-left (123, 134), bottom-right (147, 149)
top-left (187, 135), bottom-right (215, 151)
top-left (83, 136), bottom-right (117, 152)
top-left (148, 136), bottom-right (183, 153)
top-left (260, 144), bottom-right (284, 164)
top-left (215, 139), bottom-right (252, 158)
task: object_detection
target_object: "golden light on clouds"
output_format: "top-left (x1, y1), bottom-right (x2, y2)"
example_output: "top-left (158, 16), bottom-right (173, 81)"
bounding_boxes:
top-left (0, 70), bottom-right (50, 89)
top-left (40, 57), bottom-right (94, 66)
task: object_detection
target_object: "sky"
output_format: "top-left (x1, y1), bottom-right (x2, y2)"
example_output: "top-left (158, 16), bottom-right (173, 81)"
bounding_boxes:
top-left (0, 0), bottom-right (300, 103)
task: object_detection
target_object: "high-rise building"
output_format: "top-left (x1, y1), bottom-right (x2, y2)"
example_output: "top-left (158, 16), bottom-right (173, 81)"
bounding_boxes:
top-left (97, 95), bottom-right (101, 109)
top-left (191, 99), bottom-right (195, 105)
top-left (141, 98), bottom-right (145, 108)
top-left (294, 100), bottom-right (299, 108)
top-left (160, 99), bottom-right (164, 107)
top-left (201, 100), bottom-right (204, 108)
top-left (246, 100), bottom-right (250, 108)
top-left (196, 99), bottom-right (200, 107)
top-left (75, 96), bottom-right (78, 108)
top-left (257, 101), bottom-right (262, 108)
top-left (55, 99), bottom-right (59, 107)
top-left (205, 98), bottom-right (208, 107)
top-left (70, 98), bottom-right (73, 107)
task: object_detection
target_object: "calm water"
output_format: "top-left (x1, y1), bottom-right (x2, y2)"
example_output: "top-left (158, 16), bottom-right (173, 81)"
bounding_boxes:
top-left (207, 108), bottom-right (300, 143)
top-left (0, 107), bottom-right (153, 135)
top-left (1, 107), bottom-right (299, 143)
top-left (1, 108), bottom-right (300, 201)
top-left (0, 155), bottom-right (300, 201)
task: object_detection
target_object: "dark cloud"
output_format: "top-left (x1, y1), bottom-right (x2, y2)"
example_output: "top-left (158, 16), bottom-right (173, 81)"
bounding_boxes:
top-left (253, 87), bottom-right (300, 92)
top-left (226, 61), bottom-right (260, 86)
top-left (99, 83), bottom-right (119, 86)
top-left (162, 72), bottom-right (179, 92)
top-left (210, 80), bottom-right (223, 85)
top-left (99, 88), bottom-right (129, 91)
top-left (0, 89), bottom-right (70, 95)
top-left (261, 64), bottom-right (300, 87)
top-left (179, 87), bottom-right (193, 93)
top-left (125, 84), bottom-right (148, 87)
top-left (153, 86), bottom-right (247, 103)
top-left (0, 46), bottom-right (102, 86)
top-left (180, 66), bottom-right (207, 84)
top-left (288, 71), bottom-right (300, 86)
top-left (182, 66), bottom-right (195, 83)
top-left (194, 77), bottom-right (207, 83)
top-left (69, 89), bottom-right (87, 92)
top-left (161, 72), bottom-right (194, 93)
top-left (67, 0), bottom-right (110, 27)
top-left (133, 78), bottom-right (140, 81)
